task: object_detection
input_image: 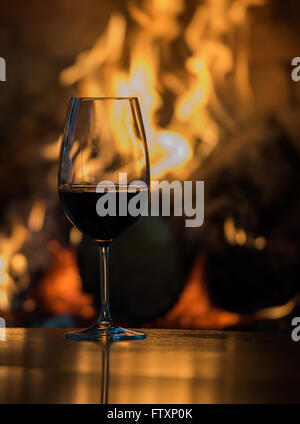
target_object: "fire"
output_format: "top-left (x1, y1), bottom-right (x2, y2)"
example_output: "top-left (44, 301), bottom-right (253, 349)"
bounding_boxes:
top-left (59, 0), bottom-right (263, 179)
top-left (151, 255), bottom-right (246, 329)
top-left (28, 200), bottom-right (46, 232)
top-left (0, 201), bottom-right (46, 312)
top-left (1, 0), bottom-right (268, 326)
top-left (224, 216), bottom-right (267, 249)
top-left (34, 241), bottom-right (95, 319)
top-left (0, 220), bottom-right (28, 310)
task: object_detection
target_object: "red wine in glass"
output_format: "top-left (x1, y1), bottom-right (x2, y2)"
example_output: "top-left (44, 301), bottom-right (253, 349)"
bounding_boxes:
top-left (58, 97), bottom-right (150, 341)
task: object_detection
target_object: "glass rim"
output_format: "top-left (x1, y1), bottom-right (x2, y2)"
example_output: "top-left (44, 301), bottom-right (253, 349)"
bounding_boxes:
top-left (71, 96), bottom-right (139, 101)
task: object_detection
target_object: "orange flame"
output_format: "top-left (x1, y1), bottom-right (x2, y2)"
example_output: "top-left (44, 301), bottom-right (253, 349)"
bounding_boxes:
top-left (59, 0), bottom-right (263, 179)
top-left (0, 220), bottom-right (28, 310)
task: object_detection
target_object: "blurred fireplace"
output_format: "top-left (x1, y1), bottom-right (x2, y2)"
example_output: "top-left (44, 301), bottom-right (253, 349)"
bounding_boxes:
top-left (1, 0), bottom-right (300, 330)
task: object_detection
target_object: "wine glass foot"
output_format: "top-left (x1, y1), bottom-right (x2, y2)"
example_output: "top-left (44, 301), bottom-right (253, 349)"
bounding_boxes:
top-left (64, 323), bottom-right (146, 342)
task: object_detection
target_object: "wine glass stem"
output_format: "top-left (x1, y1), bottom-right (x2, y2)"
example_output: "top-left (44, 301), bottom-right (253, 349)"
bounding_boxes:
top-left (97, 243), bottom-right (112, 326)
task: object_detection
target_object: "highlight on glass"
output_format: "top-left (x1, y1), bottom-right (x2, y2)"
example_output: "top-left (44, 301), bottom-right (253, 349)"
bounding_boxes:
top-left (58, 97), bottom-right (150, 341)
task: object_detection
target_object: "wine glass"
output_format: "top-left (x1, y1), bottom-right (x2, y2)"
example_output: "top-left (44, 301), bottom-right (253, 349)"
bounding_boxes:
top-left (58, 97), bottom-right (150, 341)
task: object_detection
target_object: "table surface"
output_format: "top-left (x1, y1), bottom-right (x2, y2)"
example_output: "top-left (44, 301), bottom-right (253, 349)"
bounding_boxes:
top-left (0, 328), bottom-right (300, 403)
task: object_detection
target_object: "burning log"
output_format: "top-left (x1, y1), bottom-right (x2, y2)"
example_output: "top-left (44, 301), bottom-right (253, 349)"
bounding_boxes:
top-left (187, 118), bottom-right (300, 314)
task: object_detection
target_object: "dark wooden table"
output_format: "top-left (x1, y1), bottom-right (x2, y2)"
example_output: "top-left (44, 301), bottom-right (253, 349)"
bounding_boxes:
top-left (0, 328), bottom-right (299, 403)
